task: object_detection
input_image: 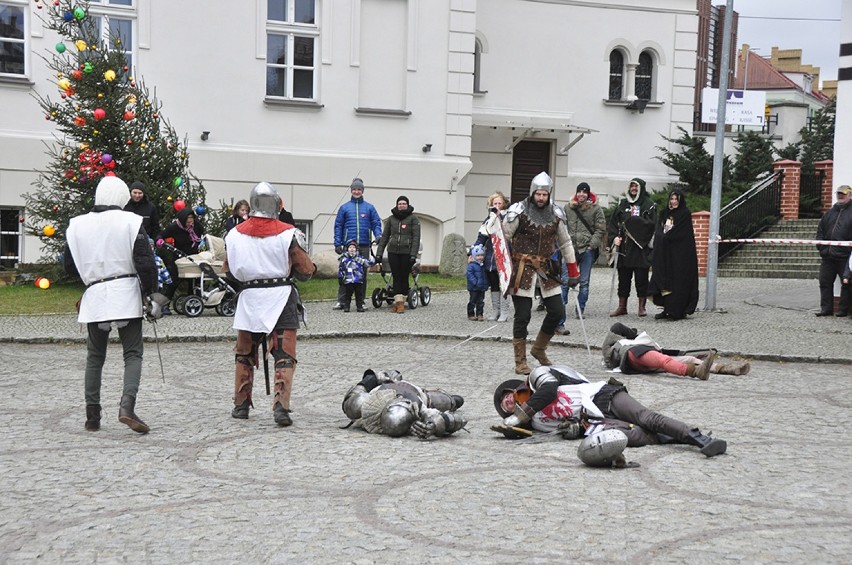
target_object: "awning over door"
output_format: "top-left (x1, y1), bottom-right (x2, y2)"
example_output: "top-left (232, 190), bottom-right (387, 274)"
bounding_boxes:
top-left (472, 108), bottom-right (598, 154)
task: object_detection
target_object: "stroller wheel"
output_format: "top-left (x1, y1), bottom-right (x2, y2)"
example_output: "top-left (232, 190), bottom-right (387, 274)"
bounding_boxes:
top-left (371, 288), bottom-right (385, 308)
top-left (407, 288), bottom-right (419, 310)
top-left (174, 295), bottom-right (188, 315)
top-left (420, 286), bottom-right (431, 306)
top-left (216, 297), bottom-right (236, 317)
top-left (183, 295), bottom-right (204, 317)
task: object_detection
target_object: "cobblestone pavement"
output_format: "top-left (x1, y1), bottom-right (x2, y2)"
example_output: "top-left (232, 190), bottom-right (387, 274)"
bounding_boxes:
top-left (1, 274), bottom-right (850, 563)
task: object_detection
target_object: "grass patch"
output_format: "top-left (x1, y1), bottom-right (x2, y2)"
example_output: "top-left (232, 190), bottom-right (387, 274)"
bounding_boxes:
top-left (0, 273), bottom-right (467, 316)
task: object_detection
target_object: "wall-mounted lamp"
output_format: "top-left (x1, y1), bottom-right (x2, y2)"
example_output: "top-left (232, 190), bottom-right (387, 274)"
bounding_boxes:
top-left (422, 143), bottom-right (432, 153)
top-left (200, 131), bottom-right (210, 141)
top-left (625, 99), bottom-right (648, 114)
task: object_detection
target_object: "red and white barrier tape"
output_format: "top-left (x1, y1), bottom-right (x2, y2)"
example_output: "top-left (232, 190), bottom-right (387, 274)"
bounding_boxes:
top-left (715, 237), bottom-right (852, 247)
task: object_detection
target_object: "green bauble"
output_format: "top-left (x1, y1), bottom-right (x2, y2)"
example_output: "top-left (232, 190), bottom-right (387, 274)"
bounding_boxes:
top-left (73, 7), bottom-right (86, 20)
top-left (55, 42), bottom-right (66, 54)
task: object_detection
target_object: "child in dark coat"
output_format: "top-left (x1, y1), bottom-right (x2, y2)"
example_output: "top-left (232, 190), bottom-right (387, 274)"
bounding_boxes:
top-left (338, 241), bottom-right (375, 312)
top-left (467, 244), bottom-right (489, 320)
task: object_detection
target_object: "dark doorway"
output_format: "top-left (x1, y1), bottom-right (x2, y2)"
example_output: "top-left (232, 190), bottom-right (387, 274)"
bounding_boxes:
top-left (510, 140), bottom-right (552, 204)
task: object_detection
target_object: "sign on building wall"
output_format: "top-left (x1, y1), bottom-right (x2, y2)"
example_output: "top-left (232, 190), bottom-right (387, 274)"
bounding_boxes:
top-left (701, 88), bottom-right (767, 125)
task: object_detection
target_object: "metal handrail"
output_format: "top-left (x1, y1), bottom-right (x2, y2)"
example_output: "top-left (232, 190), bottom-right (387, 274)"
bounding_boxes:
top-left (719, 171), bottom-right (784, 260)
top-left (720, 172), bottom-right (780, 218)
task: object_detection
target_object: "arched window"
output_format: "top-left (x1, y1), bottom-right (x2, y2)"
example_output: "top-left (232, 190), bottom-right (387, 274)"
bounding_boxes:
top-left (608, 50), bottom-right (624, 100)
top-left (635, 51), bottom-right (653, 100)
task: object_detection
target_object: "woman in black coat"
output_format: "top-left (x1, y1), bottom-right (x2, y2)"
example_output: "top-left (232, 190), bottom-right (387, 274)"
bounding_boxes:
top-left (157, 207), bottom-right (206, 305)
top-left (648, 188), bottom-right (699, 320)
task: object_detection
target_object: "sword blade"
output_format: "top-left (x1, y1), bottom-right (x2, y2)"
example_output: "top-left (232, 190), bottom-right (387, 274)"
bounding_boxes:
top-left (262, 335), bottom-right (271, 395)
top-left (574, 293), bottom-right (593, 361)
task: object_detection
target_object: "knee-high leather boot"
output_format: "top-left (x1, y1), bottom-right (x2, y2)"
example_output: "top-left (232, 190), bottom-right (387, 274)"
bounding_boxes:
top-left (272, 329), bottom-right (297, 427)
top-left (513, 338), bottom-right (531, 375)
top-left (232, 357), bottom-right (254, 419)
top-left (530, 331), bottom-right (554, 366)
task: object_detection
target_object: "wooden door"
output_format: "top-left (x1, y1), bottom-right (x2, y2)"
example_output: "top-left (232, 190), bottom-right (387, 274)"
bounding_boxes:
top-left (510, 140), bottom-right (552, 204)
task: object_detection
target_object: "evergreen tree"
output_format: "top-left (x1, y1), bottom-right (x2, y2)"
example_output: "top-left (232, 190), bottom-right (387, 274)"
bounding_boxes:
top-left (731, 130), bottom-right (775, 188)
top-left (775, 142), bottom-right (801, 162)
top-left (23, 0), bottom-right (206, 264)
top-left (655, 126), bottom-right (732, 196)
top-left (798, 97), bottom-right (835, 172)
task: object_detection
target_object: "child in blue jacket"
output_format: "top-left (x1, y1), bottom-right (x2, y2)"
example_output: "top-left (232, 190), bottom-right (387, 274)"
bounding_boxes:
top-left (467, 244), bottom-right (489, 320)
top-left (338, 241), bottom-right (375, 312)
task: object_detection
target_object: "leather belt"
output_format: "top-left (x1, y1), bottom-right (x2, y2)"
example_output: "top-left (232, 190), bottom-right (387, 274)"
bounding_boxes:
top-left (243, 277), bottom-right (292, 288)
top-left (86, 273), bottom-right (136, 288)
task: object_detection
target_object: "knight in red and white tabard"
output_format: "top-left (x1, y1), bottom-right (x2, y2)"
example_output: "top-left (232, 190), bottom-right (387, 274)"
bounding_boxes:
top-left (502, 172), bottom-right (580, 375)
top-left (224, 182), bottom-right (316, 427)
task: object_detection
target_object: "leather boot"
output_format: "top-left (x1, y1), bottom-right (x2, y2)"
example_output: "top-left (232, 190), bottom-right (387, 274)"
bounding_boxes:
top-left (487, 291), bottom-right (501, 321)
top-left (609, 297), bottom-right (628, 317)
top-left (497, 296), bottom-right (511, 322)
top-left (685, 351), bottom-right (717, 380)
top-left (686, 428), bottom-right (727, 457)
top-left (530, 331), bottom-right (554, 366)
top-left (273, 365), bottom-right (295, 427)
top-left (118, 395), bottom-right (150, 434)
top-left (712, 361), bottom-right (750, 376)
top-left (393, 294), bottom-right (405, 313)
top-left (512, 338), bottom-right (531, 375)
top-left (232, 358), bottom-right (254, 419)
top-left (85, 404), bottom-right (101, 431)
top-left (637, 296), bottom-right (647, 317)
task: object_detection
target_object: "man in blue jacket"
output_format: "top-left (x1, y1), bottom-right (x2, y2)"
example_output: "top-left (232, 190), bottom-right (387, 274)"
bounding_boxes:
top-left (333, 178), bottom-right (382, 309)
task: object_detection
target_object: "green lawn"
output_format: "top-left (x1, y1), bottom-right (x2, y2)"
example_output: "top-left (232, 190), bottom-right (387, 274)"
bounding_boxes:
top-left (0, 273), bottom-right (467, 316)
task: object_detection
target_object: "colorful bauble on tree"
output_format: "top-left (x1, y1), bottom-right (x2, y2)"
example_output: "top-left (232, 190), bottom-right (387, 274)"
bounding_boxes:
top-left (73, 116), bottom-right (86, 127)
top-left (123, 111), bottom-right (135, 121)
top-left (194, 206), bottom-right (206, 216)
top-left (174, 200), bottom-right (186, 212)
top-left (104, 69), bottom-right (116, 82)
top-left (75, 39), bottom-right (86, 52)
top-left (101, 153), bottom-right (112, 164)
top-left (73, 7), bottom-right (86, 20)
top-left (43, 225), bottom-right (56, 237)
top-left (83, 62), bottom-right (93, 73)
top-left (93, 108), bottom-right (106, 120)
top-left (71, 69), bottom-right (82, 81)
top-left (57, 78), bottom-right (71, 91)
top-left (173, 177), bottom-right (184, 188)
top-left (55, 42), bottom-right (66, 53)
top-left (62, 11), bottom-right (73, 21)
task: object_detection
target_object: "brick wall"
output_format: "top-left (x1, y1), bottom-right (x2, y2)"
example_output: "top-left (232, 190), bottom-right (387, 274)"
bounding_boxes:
top-left (813, 160), bottom-right (834, 211)
top-left (774, 160), bottom-right (801, 220)
top-left (692, 211), bottom-right (710, 276)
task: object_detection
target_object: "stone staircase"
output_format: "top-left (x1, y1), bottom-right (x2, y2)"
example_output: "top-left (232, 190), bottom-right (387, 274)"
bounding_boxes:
top-left (718, 218), bottom-right (821, 279)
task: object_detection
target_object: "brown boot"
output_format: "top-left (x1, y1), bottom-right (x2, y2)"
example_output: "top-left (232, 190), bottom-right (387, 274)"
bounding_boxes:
top-left (530, 331), bottom-right (554, 366)
top-left (713, 361), bottom-right (750, 375)
top-left (393, 294), bottom-right (405, 313)
top-left (512, 338), bottom-right (531, 375)
top-left (232, 356), bottom-right (255, 419)
top-left (118, 395), bottom-right (150, 434)
top-left (637, 297), bottom-right (647, 317)
top-left (610, 297), bottom-right (628, 317)
top-left (273, 365), bottom-right (295, 427)
top-left (686, 351), bottom-right (717, 380)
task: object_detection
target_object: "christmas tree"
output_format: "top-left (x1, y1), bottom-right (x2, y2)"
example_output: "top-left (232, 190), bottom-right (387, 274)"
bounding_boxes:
top-left (24, 0), bottom-right (206, 266)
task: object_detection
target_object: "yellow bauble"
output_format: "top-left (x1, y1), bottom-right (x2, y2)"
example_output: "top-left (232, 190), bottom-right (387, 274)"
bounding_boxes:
top-left (75, 39), bottom-right (86, 51)
top-left (43, 225), bottom-right (56, 237)
top-left (57, 78), bottom-right (71, 91)
top-left (38, 278), bottom-right (51, 289)
top-left (104, 69), bottom-right (116, 81)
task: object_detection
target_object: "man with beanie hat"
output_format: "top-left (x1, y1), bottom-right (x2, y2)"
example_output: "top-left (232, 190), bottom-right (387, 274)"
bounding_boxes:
top-left (815, 184), bottom-right (852, 317)
top-left (607, 178), bottom-right (656, 317)
top-left (64, 175), bottom-right (159, 434)
top-left (503, 171), bottom-right (580, 374)
top-left (376, 195), bottom-right (421, 313)
top-left (333, 178), bottom-right (382, 309)
top-left (123, 180), bottom-right (160, 238)
top-left (561, 181), bottom-right (605, 323)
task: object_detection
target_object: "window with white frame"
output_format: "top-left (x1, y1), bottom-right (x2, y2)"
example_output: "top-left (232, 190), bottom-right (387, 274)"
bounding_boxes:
top-left (81, 4), bottom-right (135, 75)
top-left (0, 1), bottom-right (26, 77)
top-left (266, 0), bottom-right (318, 100)
top-left (0, 208), bottom-right (22, 267)
top-left (608, 50), bottom-right (624, 100)
top-left (635, 50), bottom-right (654, 101)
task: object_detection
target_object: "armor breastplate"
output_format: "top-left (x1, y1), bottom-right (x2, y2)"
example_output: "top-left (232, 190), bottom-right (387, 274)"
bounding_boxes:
top-left (511, 213), bottom-right (561, 291)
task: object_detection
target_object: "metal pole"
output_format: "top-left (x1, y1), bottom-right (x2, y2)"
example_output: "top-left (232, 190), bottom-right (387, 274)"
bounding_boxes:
top-left (705, 0), bottom-right (735, 312)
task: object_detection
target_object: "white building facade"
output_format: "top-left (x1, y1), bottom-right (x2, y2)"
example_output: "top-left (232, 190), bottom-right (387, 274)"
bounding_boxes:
top-left (0, 0), bottom-right (696, 267)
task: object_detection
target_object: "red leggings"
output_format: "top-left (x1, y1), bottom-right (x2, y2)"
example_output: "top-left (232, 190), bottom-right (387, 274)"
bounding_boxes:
top-left (627, 350), bottom-right (687, 376)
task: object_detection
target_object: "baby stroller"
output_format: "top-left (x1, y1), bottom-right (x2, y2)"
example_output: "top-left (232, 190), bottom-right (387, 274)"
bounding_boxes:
top-left (164, 235), bottom-right (237, 317)
top-left (371, 242), bottom-right (431, 309)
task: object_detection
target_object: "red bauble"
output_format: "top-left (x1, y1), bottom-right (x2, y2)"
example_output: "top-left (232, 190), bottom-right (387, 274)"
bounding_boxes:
top-left (127, 140), bottom-right (133, 145)
top-left (74, 116), bottom-right (86, 126)
top-left (71, 70), bottom-right (82, 80)
top-left (173, 200), bottom-right (186, 212)
top-left (123, 111), bottom-right (135, 121)
top-left (93, 108), bottom-right (106, 120)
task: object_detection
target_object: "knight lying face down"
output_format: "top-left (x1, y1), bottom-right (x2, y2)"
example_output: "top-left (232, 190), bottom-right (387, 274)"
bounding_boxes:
top-left (342, 370), bottom-right (468, 439)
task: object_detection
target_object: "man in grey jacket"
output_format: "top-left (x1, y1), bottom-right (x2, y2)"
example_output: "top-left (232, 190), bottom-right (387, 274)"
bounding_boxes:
top-left (561, 182), bottom-right (606, 323)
